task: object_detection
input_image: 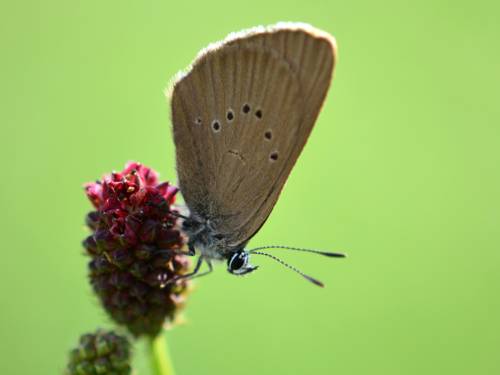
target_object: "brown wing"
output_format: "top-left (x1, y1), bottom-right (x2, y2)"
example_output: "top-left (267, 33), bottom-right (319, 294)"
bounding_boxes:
top-left (170, 23), bottom-right (336, 247)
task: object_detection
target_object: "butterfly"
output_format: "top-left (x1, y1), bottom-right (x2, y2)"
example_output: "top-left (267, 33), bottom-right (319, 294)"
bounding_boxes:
top-left (168, 23), bottom-right (345, 287)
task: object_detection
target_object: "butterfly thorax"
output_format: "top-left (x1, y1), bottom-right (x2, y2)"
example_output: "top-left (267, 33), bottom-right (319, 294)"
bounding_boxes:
top-left (182, 215), bottom-right (244, 261)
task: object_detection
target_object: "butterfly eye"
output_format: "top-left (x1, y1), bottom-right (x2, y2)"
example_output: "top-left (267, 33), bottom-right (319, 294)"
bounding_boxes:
top-left (228, 252), bottom-right (248, 272)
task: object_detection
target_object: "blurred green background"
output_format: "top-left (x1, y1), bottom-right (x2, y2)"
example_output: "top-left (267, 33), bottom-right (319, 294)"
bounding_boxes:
top-left (1, 0), bottom-right (499, 374)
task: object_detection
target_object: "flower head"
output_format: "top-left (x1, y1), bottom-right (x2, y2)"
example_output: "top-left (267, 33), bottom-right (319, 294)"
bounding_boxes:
top-left (83, 162), bottom-right (190, 337)
top-left (66, 330), bottom-right (131, 375)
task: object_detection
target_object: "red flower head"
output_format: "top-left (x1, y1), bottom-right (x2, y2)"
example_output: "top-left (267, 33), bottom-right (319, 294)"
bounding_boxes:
top-left (83, 162), bottom-right (190, 337)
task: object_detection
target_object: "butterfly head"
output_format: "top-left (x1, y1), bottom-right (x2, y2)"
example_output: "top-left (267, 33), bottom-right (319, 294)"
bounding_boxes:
top-left (227, 250), bottom-right (259, 276)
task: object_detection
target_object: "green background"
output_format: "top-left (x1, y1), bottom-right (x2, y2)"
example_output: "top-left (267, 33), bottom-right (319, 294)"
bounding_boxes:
top-left (1, 1), bottom-right (499, 374)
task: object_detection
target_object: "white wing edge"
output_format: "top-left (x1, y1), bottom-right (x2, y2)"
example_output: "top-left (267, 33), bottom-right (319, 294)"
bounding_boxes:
top-left (164, 22), bottom-right (337, 100)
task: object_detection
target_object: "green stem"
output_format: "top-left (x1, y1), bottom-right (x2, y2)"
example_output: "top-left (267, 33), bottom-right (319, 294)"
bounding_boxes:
top-left (149, 334), bottom-right (176, 375)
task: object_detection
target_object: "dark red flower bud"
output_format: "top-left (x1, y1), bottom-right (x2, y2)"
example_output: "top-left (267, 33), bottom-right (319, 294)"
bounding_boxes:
top-left (85, 211), bottom-right (101, 230)
top-left (84, 162), bottom-right (190, 337)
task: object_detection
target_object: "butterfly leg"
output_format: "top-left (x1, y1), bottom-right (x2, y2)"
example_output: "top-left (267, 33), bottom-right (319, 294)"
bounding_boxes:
top-left (175, 242), bottom-right (196, 256)
top-left (174, 243), bottom-right (196, 256)
top-left (189, 259), bottom-right (213, 280)
top-left (154, 244), bottom-right (196, 257)
top-left (164, 256), bottom-right (213, 286)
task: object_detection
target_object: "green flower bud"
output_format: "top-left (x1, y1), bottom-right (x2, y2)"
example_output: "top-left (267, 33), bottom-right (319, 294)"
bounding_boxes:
top-left (66, 330), bottom-right (132, 375)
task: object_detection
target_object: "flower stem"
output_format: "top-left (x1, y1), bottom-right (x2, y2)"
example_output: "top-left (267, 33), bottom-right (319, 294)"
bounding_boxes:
top-left (149, 334), bottom-right (176, 375)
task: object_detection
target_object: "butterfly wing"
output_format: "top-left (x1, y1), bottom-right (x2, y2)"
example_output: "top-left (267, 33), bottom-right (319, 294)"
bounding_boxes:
top-left (170, 23), bottom-right (336, 248)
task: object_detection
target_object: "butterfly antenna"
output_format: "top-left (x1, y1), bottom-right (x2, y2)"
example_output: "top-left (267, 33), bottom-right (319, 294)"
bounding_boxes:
top-left (249, 245), bottom-right (346, 258)
top-left (251, 251), bottom-right (326, 287)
